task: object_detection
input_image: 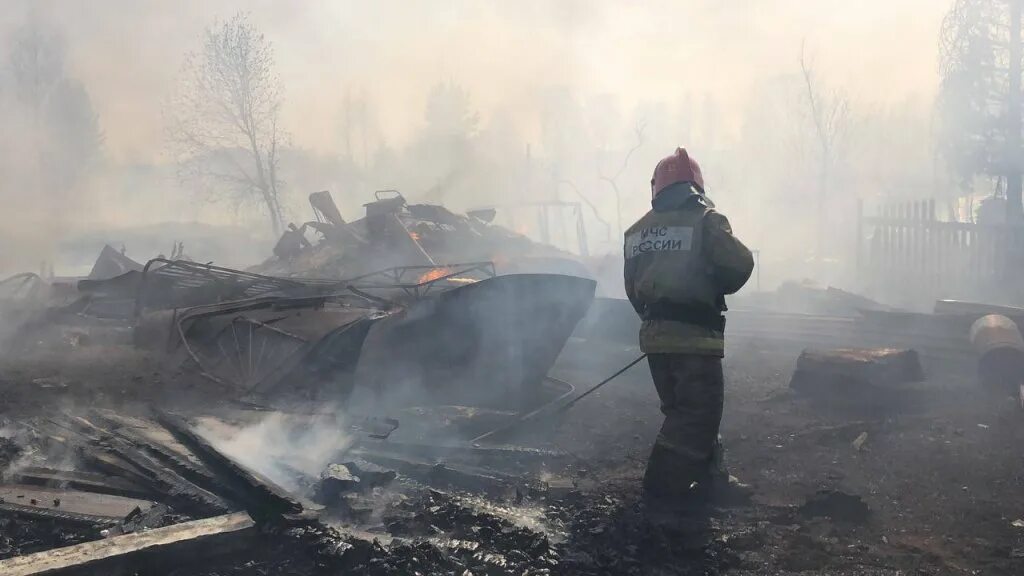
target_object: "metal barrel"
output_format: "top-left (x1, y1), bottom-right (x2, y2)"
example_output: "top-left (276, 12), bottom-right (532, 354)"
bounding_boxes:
top-left (969, 314), bottom-right (1024, 392)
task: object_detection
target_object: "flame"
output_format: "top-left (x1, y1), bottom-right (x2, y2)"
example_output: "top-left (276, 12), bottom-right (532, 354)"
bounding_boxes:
top-left (408, 231), bottom-right (421, 241)
top-left (417, 267), bottom-right (453, 283)
top-left (416, 267), bottom-right (478, 285)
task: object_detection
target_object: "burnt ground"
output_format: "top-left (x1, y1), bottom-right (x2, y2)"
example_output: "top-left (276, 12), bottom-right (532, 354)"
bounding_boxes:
top-left (544, 336), bottom-right (1024, 575)
top-left (2, 334), bottom-right (1024, 575)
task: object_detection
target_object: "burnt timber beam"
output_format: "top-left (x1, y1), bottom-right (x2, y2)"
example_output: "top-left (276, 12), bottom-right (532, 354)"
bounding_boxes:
top-left (0, 512), bottom-right (255, 576)
top-left (87, 411), bottom-right (228, 497)
top-left (63, 415), bottom-right (231, 515)
top-left (154, 411), bottom-right (309, 521)
top-left (11, 467), bottom-right (156, 500)
top-left (0, 484), bottom-right (156, 525)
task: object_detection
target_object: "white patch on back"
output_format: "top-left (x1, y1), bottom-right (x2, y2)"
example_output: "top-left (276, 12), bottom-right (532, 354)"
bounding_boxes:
top-left (625, 226), bottom-right (694, 259)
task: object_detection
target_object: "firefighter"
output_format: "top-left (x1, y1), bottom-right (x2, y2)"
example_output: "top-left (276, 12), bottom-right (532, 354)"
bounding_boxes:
top-left (623, 147), bottom-right (754, 506)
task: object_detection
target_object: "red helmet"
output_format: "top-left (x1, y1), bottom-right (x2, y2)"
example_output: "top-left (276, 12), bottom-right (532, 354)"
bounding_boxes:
top-left (651, 147), bottom-right (705, 199)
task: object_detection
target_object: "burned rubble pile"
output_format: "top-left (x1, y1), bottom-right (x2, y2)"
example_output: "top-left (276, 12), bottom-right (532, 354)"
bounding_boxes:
top-left (9, 189), bottom-right (1024, 574)
top-left (0, 189), bottom-right (618, 575)
top-left (0, 408), bottom-right (587, 575)
top-left (254, 190), bottom-right (591, 280)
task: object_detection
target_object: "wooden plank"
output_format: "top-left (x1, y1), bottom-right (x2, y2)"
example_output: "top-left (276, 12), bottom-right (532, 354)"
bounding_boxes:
top-left (63, 416), bottom-right (232, 515)
top-left (12, 467), bottom-right (155, 500)
top-left (88, 411), bottom-right (226, 496)
top-left (0, 484), bottom-right (156, 524)
top-left (0, 512), bottom-right (255, 576)
top-left (30, 422), bottom-right (154, 489)
top-left (154, 411), bottom-right (311, 521)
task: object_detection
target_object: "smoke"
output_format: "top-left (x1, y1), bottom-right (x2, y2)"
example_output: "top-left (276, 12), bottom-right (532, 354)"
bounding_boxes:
top-left (0, 0), bottom-right (953, 295)
top-left (194, 412), bottom-right (353, 491)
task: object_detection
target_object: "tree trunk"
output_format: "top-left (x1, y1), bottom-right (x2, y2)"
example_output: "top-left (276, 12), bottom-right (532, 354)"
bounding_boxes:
top-left (264, 189), bottom-right (282, 237)
top-left (1008, 0), bottom-right (1023, 221)
top-left (244, 128), bottom-right (282, 237)
top-left (817, 152), bottom-right (829, 272)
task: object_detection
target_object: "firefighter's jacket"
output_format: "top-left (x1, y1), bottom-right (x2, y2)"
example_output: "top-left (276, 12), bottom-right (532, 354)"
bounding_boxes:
top-left (623, 189), bottom-right (753, 356)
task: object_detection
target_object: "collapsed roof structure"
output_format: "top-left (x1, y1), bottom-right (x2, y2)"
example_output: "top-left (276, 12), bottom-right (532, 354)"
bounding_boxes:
top-left (254, 190), bottom-right (592, 280)
top-left (1, 190), bottom-right (598, 418)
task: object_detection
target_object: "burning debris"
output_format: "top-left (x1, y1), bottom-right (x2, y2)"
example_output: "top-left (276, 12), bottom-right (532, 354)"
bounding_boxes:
top-left (0, 191), bottom-right (611, 574)
top-left (255, 190), bottom-right (591, 281)
top-left (0, 403), bottom-right (621, 576)
top-left (7, 188), bottom-right (1024, 575)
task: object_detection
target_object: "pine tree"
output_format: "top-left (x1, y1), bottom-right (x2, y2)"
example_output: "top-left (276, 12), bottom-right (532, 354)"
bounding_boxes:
top-left (939, 0), bottom-right (1024, 221)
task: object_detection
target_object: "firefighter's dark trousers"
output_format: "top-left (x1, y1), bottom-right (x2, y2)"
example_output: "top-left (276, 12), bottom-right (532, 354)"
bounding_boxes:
top-left (643, 353), bottom-right (724, 500)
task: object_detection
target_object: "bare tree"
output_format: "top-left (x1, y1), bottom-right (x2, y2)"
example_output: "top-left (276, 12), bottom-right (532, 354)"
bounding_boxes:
top-left (800, 42), bottom-right (851, 260)
top-left (599, 120), bottom-right (646, 238)
top-left (166, 13), bottom-right (286, 235)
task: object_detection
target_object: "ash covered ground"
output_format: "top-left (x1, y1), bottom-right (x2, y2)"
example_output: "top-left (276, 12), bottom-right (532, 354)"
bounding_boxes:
top-left (1, 328), bottom-right (1022, 576)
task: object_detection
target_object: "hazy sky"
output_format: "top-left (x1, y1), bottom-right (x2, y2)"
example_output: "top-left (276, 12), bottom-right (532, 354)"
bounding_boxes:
top-left (1, 0), bottom-right (949, 163)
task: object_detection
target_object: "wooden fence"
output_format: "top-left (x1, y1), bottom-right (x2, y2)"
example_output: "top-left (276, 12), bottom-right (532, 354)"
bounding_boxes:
top-left (858, 199), bottom-right (1024, 304)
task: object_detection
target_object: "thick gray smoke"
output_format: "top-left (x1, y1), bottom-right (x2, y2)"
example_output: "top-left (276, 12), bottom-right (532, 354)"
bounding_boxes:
top-left (0, 0), bottom-right (952, 297)
top-left (194, 412), bottom-right (352, 491)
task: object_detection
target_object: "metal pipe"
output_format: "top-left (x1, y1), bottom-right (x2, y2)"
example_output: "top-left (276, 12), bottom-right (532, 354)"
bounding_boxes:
top-left (471, 354), bottom-right (646, 445)
top-left (389, 213), bottom-right (436, 267)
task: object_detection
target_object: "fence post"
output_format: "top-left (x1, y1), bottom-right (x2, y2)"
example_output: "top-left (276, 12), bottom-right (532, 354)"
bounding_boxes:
top-left (913, 201), bottom-right (921, 273)
top-left (856, 199), bottom-right (863, 281)
top-left (899, 202), bottom-right (907, 275)
top-left (885, 203), bottom-right (893, 275)
top-left (928, 199), bottom-right (935, 290)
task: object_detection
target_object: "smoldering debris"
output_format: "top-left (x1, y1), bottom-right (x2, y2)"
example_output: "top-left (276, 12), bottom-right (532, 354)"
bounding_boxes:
top-left (190, 412), bottom-right (355, 493)
top-left (3, 192), bottom-right (597, 419)
top-left (7, 189), bottom-right (1024, 575)
top-left (0, 410), bottom-right (580, 575)
top-left (0, 190), bottom-right (609, 574)
top-left (789, 347), bottom-right (926, 412)
top-left (252, 190), bottom-right (591, 280)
